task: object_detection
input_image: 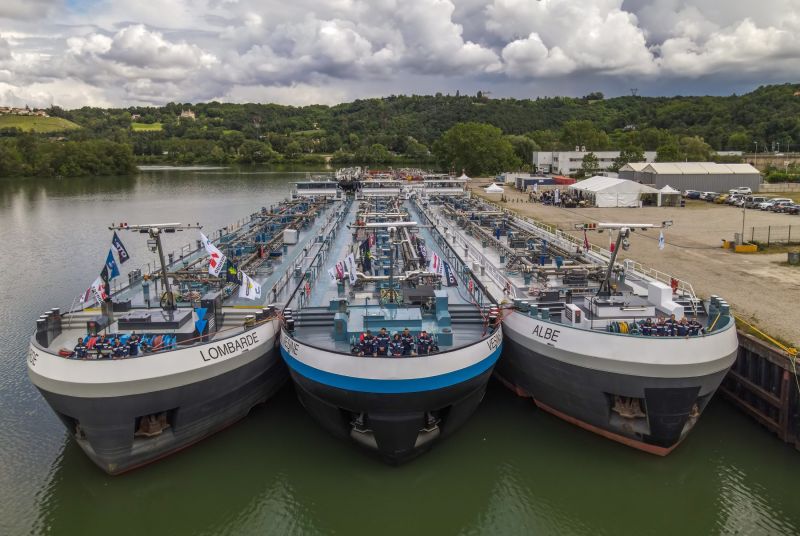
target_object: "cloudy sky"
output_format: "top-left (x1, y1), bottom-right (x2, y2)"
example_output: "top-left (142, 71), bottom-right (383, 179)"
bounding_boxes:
top-left (0, 0), bottom-right (798, 108)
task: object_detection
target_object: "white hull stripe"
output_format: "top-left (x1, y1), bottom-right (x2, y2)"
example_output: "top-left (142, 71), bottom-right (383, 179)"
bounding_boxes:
top-left (281, 345), bottom-right (501, 393)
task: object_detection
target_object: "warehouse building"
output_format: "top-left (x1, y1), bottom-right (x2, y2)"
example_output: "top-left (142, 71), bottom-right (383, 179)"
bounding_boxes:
top-left (533, 150), bottom-right (657, 175)
top-left (619, 162), bottom-right (761, 192)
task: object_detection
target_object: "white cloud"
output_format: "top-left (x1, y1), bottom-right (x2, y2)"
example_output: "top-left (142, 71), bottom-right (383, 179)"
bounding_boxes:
top-left (0, 1), bottom-right (797, 106)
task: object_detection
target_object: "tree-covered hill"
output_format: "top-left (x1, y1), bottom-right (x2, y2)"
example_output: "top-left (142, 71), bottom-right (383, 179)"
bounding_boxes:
top-left (1, 83), bottom-right (799, 177)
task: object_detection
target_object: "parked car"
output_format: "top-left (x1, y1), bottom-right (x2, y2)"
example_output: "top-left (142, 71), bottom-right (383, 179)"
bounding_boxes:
top-left (683, 189), bottom-right (700, 198)
top-left (769, 200), bottom-right (795, 212)
top-left (785, 204), bottom-right (800, 215)
top-left (726, 194), bottom-right (742, 205)
top-left (760, 198), bottom-right (793, 210)
top-left (745, 196), bottom-right (767, 208)
top-left (714, 194), bottom-right (729, 203)
top-left (700, 191), bottom-right (718, 201)
top-left (734, 187), bottom-right (753, 195)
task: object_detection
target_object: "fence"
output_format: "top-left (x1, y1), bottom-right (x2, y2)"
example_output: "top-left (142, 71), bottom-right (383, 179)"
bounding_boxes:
top-left (748, 225), bottom-right (799, 246)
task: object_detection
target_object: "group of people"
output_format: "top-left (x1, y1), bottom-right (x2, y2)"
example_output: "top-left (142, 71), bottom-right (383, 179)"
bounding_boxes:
top-left (72, 334), bottom-right (144, 360)
top-left (352, 327), bottom-right (438, 357)
top-left (637, 315), bottom-right (704, 337)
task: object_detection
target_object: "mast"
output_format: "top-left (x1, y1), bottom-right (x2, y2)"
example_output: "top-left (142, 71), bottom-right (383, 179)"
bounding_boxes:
top-left (575, 221), bottom-right (672, 297)
top-left (109, 222), bottom-right (203, 311)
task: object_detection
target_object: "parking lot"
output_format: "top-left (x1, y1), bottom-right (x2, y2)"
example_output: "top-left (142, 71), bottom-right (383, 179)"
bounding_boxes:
top-left (471, 180), bottom-right (800, 346)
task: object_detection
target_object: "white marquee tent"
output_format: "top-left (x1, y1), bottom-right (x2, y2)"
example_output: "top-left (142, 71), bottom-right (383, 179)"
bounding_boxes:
top-left (484, 183), bottom-right (504, 193)
top-left (658, 185), bottom-right (681, 207)
top-left (568, 176), bottom-right (660, 207)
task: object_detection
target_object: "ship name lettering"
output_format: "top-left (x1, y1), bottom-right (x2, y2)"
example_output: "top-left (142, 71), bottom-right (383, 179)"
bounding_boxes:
top-left (281, 332), bottom-right (300, 357)
top-left (486, 330), bottom-right (502, 350)
top-left (28, 348), bottom-right (39, 367)
top-left (532, 324), bottom-right (560, 343)
top-left (200, 333), bottom-right (259, 362)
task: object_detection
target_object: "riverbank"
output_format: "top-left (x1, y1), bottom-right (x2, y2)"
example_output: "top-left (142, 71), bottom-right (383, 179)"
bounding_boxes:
top-left (470, 179), bottom-right (799, 347)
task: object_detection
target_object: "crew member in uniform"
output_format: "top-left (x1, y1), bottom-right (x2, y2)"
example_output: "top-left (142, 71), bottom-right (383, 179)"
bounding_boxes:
top-left (112, 339), bottom-right (127, 358)
top-left (94, 336), bottom-right (106, 359)
top-left (362, 329), bottom-right (376, 357)
top-left (127, 334), bottom-right (139, 357)
top-left (401, 328), bottom-right (414, 356)
top-left (417, 330), bottom-right (432, 355)
top-left (374, 328), bottom-right (390, 357)
top-left (389, 333), bottom-right (404, 357)
top-left (73, 337), bottom-right (87, 359)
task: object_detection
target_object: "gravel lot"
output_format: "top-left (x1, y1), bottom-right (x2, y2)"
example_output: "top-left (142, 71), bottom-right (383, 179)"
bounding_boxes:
top-left (470, 180), bottom-right (800, 346)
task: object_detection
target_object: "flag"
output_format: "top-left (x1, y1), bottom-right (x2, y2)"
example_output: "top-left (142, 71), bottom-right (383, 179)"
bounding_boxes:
top-left (335, 261), bottom-right (345, 280)
top-left (362, 250), bottom-right (372, 273)
top-left (583, 229), bottom-right (589, 250)
top-left (200, 232), bottom-right (227, 277)
top-left (328, 267), bottom-right (338, 283)
top-left (369, 233), bottom-right (376, 247)
top-left (658, 231), bottom-right (665, 251)
top-left (554, 188), bottom-right (560, 205)
top-left (417, 242), bottom-right (427, 263)
top-left (238, 272), bottom-right (262, 300)
top-left (345, 253), bottom-right (357, 284)
top-left (79, 277), bottom-right (101, 304)
top-left (93, 274), bottom-right (108, 302)
top-left (225, 260), bottom-right (239, 283)
top-left (429, 252), bottom-right (442, 274)
top-left (105, 249), bottom-right (120, 279)
top-left (111, 232), bottom-right (130, 264)
top-left (442, 261), bottom-right (458, 287)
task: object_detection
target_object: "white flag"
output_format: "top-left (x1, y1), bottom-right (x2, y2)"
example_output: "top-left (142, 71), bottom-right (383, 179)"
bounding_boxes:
top-left (658, 231), bottom-right (665, 251)
top-left (200, 232), bottom-right (227, 277)
top-left (328, 267), bottom-right (338, 283)
top-left (79, 278), bottom-right (99, 305)
top-left (239, 271), bottom-right (262, 300)
top-left (345, 253), bottom-right (357, 284)
top-left (90, 276), bottom-right (107, 302)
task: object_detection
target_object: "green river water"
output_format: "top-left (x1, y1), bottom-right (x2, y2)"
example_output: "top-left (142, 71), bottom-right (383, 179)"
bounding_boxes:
top-left (1, 168), bottom-right (799, 535)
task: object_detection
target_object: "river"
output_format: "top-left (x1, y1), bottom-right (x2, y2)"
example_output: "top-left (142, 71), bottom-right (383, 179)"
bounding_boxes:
top-left (1, 168), bottom-right (799, 535)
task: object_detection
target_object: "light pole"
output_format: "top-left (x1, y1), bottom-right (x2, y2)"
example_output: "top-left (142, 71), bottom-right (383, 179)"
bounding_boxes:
top-left (753, 141), bottom-right (758, 168)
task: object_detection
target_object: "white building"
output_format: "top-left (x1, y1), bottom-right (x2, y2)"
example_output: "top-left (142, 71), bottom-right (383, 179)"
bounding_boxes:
top-left (533, 150), bottom-right (657, 175)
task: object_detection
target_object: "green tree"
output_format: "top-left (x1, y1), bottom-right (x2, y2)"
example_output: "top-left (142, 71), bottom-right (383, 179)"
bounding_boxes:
top-left (284, 140), bottom-right (303, 159)
top-left (656, 141), bottom-right (682, 162)
top-left (679, 136), bottom-right (713, 161)
top-left (611, 146), bottom-right (645, 172)
top-left (506, 135), bottom-right (539, 166)
top-left (578, 152), bottom-right (600, 178)
top-left (433, 122), bottom-right (521, 176)
top-left (726, 131), bottom-right (749, 151)
top-left (560, 120), bottom-right (610, 150)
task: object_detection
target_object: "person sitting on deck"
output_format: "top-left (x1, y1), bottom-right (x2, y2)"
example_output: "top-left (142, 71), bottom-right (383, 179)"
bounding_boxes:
top-left (641, 318), bottom-right (654, 336)
top-left (389, 334), bottom-right (404, 357)
top-left (73, 337), bottom-right (87, 359)
top-left (676, 317), bottom-right (689, 337)
top-left (127, 334), bottom-right (139, 357)
top-left (665, 314), bottom-right (677, 336)
top-left (94, 336), bottom-right (107, 358)
top-left (417, 330), bottom-right (432, 355)
top-left (401, 328), bottom-right (415, 356)
top-left (360, 330), bottom-right (376, 357)
top-left (112, 338), bottom-right (127, 358)
top-left (374, 328), bottom-right (390, 357)
top-left (689, 317), bottom-right (703, 336)
top-left (655, 316), bottom-right (667, 337)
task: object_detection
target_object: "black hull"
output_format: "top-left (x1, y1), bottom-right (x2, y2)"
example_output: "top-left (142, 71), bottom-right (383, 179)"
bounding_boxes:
top-left (498, 336), bottom-right (730, 454)
top-left (37, 350), bottom-right (287, 474)
top-left (288, 368), bottom-right (493, 464)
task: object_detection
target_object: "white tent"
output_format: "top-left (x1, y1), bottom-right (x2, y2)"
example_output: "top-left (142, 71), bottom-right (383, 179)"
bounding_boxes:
top-left (658, 185), bottom-right (681, 207)
top-left (458, 172), bottom-right (471, 181)
top-left (484, 183), bottom-right (504, 193)
top-left (568, 176), bottom-right (660, 207)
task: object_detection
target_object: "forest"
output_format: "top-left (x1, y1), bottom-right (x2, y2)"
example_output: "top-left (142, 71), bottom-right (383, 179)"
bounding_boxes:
top-left (0, 83), bottom-right (798, 178)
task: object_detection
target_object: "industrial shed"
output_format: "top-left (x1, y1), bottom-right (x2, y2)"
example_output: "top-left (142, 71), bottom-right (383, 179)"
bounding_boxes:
top-left (635, 162), bottom-right (761, 192)
top-left (618, 162), bottom-right (650, 183)
top-left (568, 176), bottom-right (660, 207)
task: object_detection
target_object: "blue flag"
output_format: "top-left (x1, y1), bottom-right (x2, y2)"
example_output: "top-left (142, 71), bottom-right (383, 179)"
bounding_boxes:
top-left (111, 232), bottom-right (130, 264)
top-left (105, 249), bottom-right (120, 279)
top-left (442, 261), bottom-right (458, 287)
